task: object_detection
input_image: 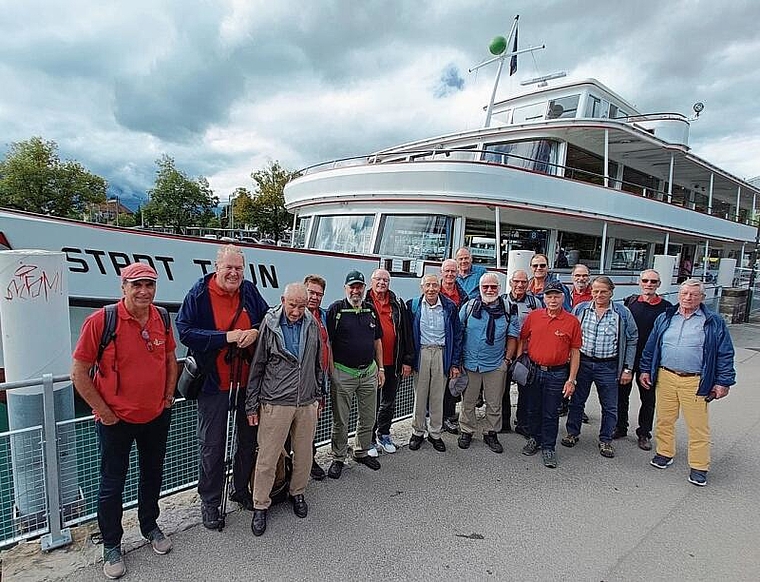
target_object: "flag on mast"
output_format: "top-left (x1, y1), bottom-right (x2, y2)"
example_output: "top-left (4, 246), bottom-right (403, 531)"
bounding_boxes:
top-left (509, 21), bottom-right (518, 75)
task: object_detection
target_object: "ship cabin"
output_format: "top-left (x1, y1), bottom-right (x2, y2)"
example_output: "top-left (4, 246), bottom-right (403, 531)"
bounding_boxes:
top-left (285, 79), bottom-right (759, 286)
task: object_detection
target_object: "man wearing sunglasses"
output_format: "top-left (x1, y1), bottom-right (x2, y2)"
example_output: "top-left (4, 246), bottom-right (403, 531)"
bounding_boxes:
top-left (527, 253), bottom-right (572, 311)
top-left (614, 270), bottom-right (672, 450)
top-left (71, 262), bottom-right (178, 579)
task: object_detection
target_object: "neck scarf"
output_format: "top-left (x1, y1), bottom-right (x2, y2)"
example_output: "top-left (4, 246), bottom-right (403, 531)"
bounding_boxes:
top-left (470, 298), bottom-right (506, 345)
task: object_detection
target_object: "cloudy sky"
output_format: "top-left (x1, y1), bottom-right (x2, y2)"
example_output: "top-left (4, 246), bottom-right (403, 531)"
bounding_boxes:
top-left (2, 0), bottom-right (759, 208)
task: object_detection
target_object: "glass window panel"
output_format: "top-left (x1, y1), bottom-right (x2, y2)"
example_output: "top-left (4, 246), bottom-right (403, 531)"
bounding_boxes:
top-left (292, 216), bottom-right (311, 248)
top-left (611, 239), bottom-right (650, 271)
top-left (512, 102), bottom-right (547, 123)
top-left (547, 94), bottom-right (580, 119)
top-left (499, 225), bottom-right (549, 266)
top-left (556, 231), bottom-right (603, 270)
top-left (464, 219), bottom-right (496, 265)
top-left (482, 139), bottom-right (558, 174)
top-left (376, 215), bottom-right (451, 261)
top-left (313, 215), bottom-right (374, 254)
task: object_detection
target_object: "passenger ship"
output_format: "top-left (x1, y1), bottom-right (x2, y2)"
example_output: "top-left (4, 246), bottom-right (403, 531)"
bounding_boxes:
top-left (1, 37), bottom-right (758, 350)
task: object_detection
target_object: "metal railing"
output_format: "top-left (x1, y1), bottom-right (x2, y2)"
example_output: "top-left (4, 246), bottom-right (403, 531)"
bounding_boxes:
top-left (0, 372), bottom-right (415, 550)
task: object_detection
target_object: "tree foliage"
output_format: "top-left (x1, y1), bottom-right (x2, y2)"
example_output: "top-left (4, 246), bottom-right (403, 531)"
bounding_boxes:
top-left (239, 161), bottom-right (299, 241)
top-left (0, 136), bottom-right (107, 217)
top-left (143, 154), bottom-right (218, 233)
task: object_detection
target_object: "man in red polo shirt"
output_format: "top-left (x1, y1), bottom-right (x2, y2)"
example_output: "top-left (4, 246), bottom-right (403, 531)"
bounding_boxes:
top-left (518, 280), bottom-right (581, 468)
top-left (71, 262), bottom-right (177, 580)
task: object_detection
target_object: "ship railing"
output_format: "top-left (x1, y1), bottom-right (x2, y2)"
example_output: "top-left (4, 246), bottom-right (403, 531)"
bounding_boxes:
top-left (295, 147), bottom-right (755, 228)
top-left (0, 369), bottom-right (415, 551)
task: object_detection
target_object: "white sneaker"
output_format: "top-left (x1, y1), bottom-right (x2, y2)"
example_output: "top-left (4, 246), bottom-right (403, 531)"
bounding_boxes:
top-left (378, 435), bottom-right (397, 454)
top-left (367, 444), bottom-right (379, 458)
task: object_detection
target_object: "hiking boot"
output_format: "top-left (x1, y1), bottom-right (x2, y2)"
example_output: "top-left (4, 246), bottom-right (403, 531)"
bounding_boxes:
top-left (427, 435), bottom-right (446, 452)
top-left (378, 434), bottom-right (397, 454)
top-left (146, 527), bottom-right (172, 555)
top-left (201, 504), bottom-right (221, 530)
top-left (637, 435), bottom-right (652, 451)
top-left (542, 449), bottom-right (558, 468)
top-left (483, 431), bottom-right (503, 454)
top-left (408, 434), bottom-right (424, 450)
top-left (443, 419), bottom-right (459, 434)
top-left (354, 455), bottom-right (381, 470)
top-left (327, 460), bottom-right (344, 479)
top-left (650, 454), bottom-right (674, 469)
top-left (598, 441), bottom-right (615, 458)
top-left (457, 432), bottom-right (472, 449)
top-left (103, 546), bottom-right (125, 580)
top-left (688, 468), bottom-right (708, 487)
top-left (310, 459), bottom-right (326, 481)
top-left (522, 437), bottom-right (539, 456)
top-left (560, 434), bottom-right (579, 448)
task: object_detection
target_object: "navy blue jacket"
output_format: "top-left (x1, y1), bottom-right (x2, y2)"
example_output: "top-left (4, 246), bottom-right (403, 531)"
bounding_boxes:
top-left (640, 303), bottom-right (736, 396)
top-left (407, 294), bottom-right (463, 374)
top-left (176, 273), bottom-right (269, 394)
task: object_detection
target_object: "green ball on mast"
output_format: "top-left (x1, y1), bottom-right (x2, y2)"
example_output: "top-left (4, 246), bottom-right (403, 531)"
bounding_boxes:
top-left (489, 35), bottom-right (507, 55)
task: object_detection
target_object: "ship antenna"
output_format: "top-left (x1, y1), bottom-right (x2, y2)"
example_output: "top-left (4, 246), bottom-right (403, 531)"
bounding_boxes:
top-left (469, 15), bottom-right (545, 128)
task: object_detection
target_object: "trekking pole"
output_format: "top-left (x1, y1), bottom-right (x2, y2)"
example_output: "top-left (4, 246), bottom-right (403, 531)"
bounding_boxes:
top-left (219, 347), bottom-right (242, 531)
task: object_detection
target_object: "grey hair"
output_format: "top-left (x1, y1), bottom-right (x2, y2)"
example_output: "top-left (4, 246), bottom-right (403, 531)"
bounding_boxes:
top-left (680, 278), bottom-right (705, 295)
top-left (216, 244), bottom-right (245, 263)
top-left (282, 282), bottom-right (308, 300)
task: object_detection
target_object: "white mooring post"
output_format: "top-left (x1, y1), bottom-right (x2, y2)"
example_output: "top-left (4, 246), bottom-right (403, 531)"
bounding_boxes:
top-left (0, 250), bottom-right (77, 550)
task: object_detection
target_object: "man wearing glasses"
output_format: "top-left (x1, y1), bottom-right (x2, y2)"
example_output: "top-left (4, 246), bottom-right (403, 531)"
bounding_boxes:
top-left (570, 264), bottom-right (592, 307)
top-left (614, 270), bottom-right (672, 450)
top-left (501, 269), bottom-right (542, 435)
top-left (71, 262), bottom-right (178, 579)
top-left (458, 273), bottom-right (518, 453)
top-left (527, 253), bottom-right (572, 311)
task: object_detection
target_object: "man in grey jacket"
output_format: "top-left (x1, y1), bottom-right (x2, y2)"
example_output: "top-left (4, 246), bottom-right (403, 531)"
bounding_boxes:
top-left (245, 283), bottom-right (323, 536)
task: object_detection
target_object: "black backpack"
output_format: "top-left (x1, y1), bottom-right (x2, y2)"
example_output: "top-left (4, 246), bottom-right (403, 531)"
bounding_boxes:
top-left (90, 303), bottom-right (171, 377)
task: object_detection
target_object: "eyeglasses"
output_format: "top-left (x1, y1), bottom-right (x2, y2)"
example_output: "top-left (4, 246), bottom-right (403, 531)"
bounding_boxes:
top-left (641, 279), bottom-right (660, 284)
top-left (481, 284), bottom-right (499, 290)
top-left (141, 329), bottom-right (154, 352)
top-left (531, 263), bottom-right (547, 268)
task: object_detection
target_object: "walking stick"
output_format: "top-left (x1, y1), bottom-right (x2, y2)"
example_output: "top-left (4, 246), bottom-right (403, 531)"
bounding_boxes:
top-left (219, 347), bottom-right (243, 531)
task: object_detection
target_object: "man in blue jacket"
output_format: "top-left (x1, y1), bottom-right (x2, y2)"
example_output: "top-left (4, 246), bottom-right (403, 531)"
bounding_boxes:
top-left (406, 274), bottom-right (463, 452)
top-left (176, 245), bottom-right (269, 529)
top-left (640, 278), bottom-right (736, 487)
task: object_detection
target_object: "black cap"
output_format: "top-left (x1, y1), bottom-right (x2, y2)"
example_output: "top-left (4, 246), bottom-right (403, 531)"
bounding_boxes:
top-left (345, 270), bottom-right (365, 285)
top-left (543, 280), bottom-right (565, 295)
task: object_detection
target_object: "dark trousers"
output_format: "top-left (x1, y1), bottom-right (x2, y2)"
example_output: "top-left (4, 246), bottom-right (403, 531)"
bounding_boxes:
top-left (501, 368), bottom-right (513, 428)
top-left (501, 369), bottom-right (528, 429)
top-left (197, 390), bottom-right (258, 508)
top-left (567, 358), bottom-right (619, 442)
top-left (617, 373), bottom-right (656, 438)
top-left (525, 367), bottom-right (566, 450)
top-left (373, 365), bottom-right (399, 439)
top-left (443, 383), bottom-right (459, 421)
top-left (96, 408), bottom-right (171, 549)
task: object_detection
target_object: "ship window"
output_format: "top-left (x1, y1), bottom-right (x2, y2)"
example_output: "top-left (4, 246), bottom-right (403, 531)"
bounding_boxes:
top-left (312, 214), bottom-right (374, 254)
top-left (482, 139), bottom-right (558, 174)
top-left (292, 216), bottom-right (311, 248)
top-left (611, 239), bottom-right (649, 271)
top-left (556, 231), bottom-right (602, 270)
top-left (499, 225), bottom-right (549, 265)
top-left (463, 219), bottom-right (497, 265)
top-left (547, 95), bottom-right (579, 119)
top-left (376, 214), bottom-right (451, 261)
top-left (586, 95), bottom-right (605, 118)
top-left (512, 102), bottom-right (547, 123)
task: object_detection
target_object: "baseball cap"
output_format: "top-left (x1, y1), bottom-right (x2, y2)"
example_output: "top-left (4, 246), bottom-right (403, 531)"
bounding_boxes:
top-left (543, 280), bottom-right (565, 295)
top-left (345, 270), bottom-right (365, 285)
top-left (121, 262), bottom-right (158, 282)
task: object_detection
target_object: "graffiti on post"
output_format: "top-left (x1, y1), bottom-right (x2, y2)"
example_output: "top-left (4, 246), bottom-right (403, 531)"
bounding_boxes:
top-left (4, 264), bottom-right (63, 301)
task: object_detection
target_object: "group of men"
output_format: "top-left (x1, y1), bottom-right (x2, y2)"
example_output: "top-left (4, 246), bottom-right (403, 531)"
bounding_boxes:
top-left (71, 245), bottom-right (736, 580)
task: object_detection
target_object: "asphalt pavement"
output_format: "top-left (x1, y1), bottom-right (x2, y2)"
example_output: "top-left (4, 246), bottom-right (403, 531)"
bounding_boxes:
top-left (35, 322), bottom-right (760, 581)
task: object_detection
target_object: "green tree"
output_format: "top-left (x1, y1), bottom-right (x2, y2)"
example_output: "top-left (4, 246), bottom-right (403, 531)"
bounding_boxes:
top-left (0, 136), bottom-right (107, 217)
top-left (226, 186), bottom-right (252, 230)
top-left (240, 161), bottom-right (299, 242)
top-left (143, 155), bottom-right (218, 233)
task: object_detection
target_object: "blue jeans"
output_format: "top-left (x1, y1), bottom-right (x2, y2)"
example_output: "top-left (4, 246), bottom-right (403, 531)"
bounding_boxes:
top-left (526, 366), bottom-right (567, 450)
top-left (566, 357), bottom-right (618, 442)
top-left (96, 408), bottom-right (171, 548)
